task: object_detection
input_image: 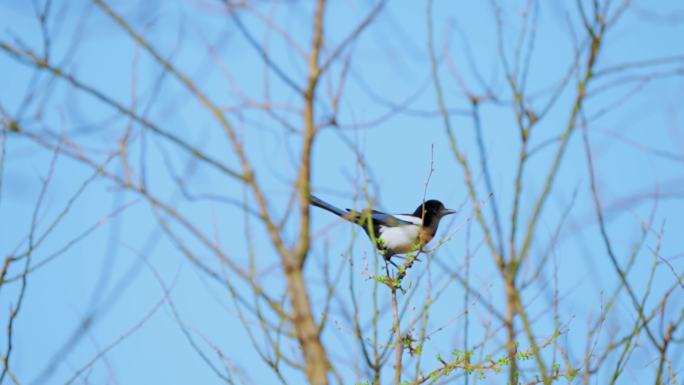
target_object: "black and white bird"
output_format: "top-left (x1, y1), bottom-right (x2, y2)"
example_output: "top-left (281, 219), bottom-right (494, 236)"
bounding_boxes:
top-left (310, 195), bottom-right (456, 266)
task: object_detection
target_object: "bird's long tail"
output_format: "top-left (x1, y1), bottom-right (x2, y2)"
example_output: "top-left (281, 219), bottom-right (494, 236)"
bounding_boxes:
top-left (310, 195), bottom-right (349, 217)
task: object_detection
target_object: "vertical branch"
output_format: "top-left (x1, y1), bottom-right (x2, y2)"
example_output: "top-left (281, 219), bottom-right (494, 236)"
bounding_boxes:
top-left (426, 0), bottom-right (502, 269)
top-left (285, 2), bottom-right (331, 385)
top-left (0, 123), bottom-right (7, 209)
top-left (372, 247), bottom-right (381, 385)
top-left (490, 0), bottom-right (530, 262)
top-left (412, 146), bottom-right (436, 379)
top-left (654, 323), bottom-right (675, 385)
top-left (294, 0), bottom-right (325, 264)
top-left (463, 222), bottom-right (472, 385)
top-left (504, 275), bottom-right (519, 385)
top-left (471, 99), bottom-right (505, 258)
top-left (516, 0), bottom-right (608, 270)
top-left (391, 287), bottom-right (402, 385)
top-left (1, 144), bottom-right (60, 384)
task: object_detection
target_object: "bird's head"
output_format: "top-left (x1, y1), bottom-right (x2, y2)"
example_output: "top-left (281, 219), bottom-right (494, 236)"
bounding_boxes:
top-left (414, 200), bottom-right (457, 221)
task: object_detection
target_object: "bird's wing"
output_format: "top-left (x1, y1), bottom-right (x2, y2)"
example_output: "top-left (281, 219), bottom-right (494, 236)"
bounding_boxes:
top-left (341, 209), bottom-right (414, 227)
top-left (370, 211), bottom-right (419, 227)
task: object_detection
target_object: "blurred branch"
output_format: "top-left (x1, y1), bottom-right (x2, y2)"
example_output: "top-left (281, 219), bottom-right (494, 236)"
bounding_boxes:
top-left (580, 118), bottom-right (659, 348)
top-left (426, 0), bottom-right (502, 269)
top-left (516, 0), bottom-right (614, 271)
top-left (0, 41), bottom-right (245, 182)
top-left (224, 2), bottom-right (305, 95)
top-left (63, 292), bottom-right (167, 385)
top-left (1, 143), bottom-right (59, 385)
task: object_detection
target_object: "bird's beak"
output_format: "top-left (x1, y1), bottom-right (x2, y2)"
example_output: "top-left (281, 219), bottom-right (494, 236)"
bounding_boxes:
top-left (442, 209), bottom-right (457, 216)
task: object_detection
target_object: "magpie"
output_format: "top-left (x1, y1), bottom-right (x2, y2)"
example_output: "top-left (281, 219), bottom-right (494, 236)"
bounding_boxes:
top-left (310, 195), bottom-right (456, 265)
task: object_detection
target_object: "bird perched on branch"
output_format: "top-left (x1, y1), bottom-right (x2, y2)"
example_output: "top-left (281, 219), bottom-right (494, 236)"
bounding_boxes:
top-left (310, 195), bottom-right (456, 267)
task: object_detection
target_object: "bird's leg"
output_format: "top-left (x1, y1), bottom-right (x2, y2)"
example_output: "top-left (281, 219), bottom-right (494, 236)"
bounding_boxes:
top-left (380, 249), bottom-right (396, 275)
top-left (383, 257), bottom-right (399, 277)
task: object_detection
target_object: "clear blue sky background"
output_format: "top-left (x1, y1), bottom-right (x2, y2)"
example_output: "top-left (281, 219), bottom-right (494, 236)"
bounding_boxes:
top-left (1, 0), bottom-right (684, 384)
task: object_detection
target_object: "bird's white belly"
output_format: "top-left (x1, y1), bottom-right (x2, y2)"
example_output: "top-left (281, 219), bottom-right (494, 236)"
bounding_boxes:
top-left (379, 225), bottom-right (421, 254)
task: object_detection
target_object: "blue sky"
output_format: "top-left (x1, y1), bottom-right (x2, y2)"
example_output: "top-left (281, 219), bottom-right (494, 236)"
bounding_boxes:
top-left (2, 0), bottom-right (684, 384)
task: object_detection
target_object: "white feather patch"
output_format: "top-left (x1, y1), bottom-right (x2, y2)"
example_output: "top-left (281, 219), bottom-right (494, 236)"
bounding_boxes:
top-left (391, 214), bottom-right (422, 225)
top-left (378, 224), bottom-right (421, 254)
